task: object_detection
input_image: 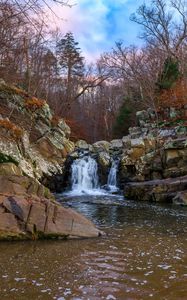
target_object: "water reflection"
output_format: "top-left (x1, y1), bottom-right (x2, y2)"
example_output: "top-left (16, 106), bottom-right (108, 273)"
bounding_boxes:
top-left (0, 195), bottom-right (186, 300)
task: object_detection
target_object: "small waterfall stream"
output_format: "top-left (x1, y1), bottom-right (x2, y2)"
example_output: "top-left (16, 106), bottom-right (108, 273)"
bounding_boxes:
top-left (69, 155), bottom-right (119, 195)
top-left (70, 156), bottom-right (100, 195)
top-left (107, 159), bottom-right (119, 192)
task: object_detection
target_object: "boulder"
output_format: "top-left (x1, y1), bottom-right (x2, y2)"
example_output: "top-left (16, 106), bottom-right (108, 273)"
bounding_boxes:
top-left (173, 191), bottom-right (187, 206)
top-left (75, 140), bottom-right (89, 150)
top-left (0, 175), bottom-right (102, 240)
top-left (93, 141), bottom-right (111, 152)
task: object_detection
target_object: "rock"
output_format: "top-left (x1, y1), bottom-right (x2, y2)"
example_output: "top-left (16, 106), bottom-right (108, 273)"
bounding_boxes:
top-left (122, 136), bottom-right (131, 149)
top-left (0, 175), bottom-right (102, 240)
top-left (93, 141), bottom-right (111, 152)
top-left (110, 139), bottom-right (123, 149)
top-left (165, 149), bottom-right (180, 167)
top-left (125, 175), bottom-right (187, 203)
top-left (131, 138), bottom-right (145, 148)
top-left (173, 191), bottom-right (187, 206)
top-left (0, 163), bottom-right (22, 176)
top-left (98, 151), bottom-right (111, 168)
top-left (75, 140), bottom-right (89, 150)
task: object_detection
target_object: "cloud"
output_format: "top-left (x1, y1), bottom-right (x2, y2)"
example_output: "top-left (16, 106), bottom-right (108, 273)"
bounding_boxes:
top-left (47, 0), bottom-right (143, 62)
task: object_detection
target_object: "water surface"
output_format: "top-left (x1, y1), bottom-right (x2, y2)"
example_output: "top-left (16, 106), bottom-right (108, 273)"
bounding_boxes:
top-left (0, 195), bottom-right (186, 300)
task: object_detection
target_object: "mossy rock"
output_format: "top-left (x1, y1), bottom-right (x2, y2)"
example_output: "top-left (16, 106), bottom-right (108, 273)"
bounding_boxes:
top-left (0, 152), bottom-right (19, 166)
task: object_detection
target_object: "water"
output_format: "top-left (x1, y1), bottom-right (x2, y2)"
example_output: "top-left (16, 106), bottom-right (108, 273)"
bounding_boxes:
top-left (70, 156), bottom-right (99, 195)
top-left (0, 195), bottom-right (186, 300)
top-left (107, 160), bottom-right (119, 192)
top-left (68, 156), bottom-right (119, 196)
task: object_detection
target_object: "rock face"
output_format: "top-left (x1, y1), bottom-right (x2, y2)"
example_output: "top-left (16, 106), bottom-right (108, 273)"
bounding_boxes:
top-left (125, 176), bottom-right (187, 203)
top-left (0, 81), bottom-right (75, 180)
top-left (0, 175), bottom-right (102, 240)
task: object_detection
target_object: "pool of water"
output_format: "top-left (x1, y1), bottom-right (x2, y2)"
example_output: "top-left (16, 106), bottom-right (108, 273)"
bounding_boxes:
top-left (0, 195), bottom-right (187, 300)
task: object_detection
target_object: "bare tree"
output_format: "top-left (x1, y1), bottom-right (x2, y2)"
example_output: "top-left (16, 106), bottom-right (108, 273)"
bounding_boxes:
top-left (130, 0), bottom-right (187, 58)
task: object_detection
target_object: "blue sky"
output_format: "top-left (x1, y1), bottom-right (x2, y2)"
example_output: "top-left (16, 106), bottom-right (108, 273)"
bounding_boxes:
top-left (50, 0), bottom-right (147, 61)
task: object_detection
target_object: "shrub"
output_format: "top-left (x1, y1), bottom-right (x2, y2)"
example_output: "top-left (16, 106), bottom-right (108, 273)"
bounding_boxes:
top-left (0, 119), bottom-right (23, 139)
top-left (25, 97), bottom-right (45, 111)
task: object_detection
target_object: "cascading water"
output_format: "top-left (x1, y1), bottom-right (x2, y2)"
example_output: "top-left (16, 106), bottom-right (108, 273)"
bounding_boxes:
top-left (107, 159), bottom-right (119, 192)
top-left (70, 156), bottom-right (100, 195)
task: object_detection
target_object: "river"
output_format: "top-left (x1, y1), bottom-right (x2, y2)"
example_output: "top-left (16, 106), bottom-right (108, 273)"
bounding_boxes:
top-left (0, 194), bottom-right (186, 300)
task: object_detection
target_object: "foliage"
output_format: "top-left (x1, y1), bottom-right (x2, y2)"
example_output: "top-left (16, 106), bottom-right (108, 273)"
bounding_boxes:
top-left (0, 119), bottom-right (23, 139)
top-left (56, 32), bottom-right (84, 77)
top-left (158, 79), bottom-right (187, 108)
top-left (25, 97), bottom-right (45, 111)
top-left (0, 152), bottom-right (18, 166)
top-left (156, 57), bottom-right (180, 91)
top-left (113, 99), bottom-right (135, 138)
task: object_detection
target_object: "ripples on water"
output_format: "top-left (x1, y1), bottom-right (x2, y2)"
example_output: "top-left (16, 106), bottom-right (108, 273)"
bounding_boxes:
top-left (0, 195), bottom-right (187, 300)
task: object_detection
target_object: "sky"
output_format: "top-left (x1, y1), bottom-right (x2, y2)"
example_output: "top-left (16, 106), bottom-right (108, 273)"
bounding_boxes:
top-left (49, 0), bottom-right (146, 62)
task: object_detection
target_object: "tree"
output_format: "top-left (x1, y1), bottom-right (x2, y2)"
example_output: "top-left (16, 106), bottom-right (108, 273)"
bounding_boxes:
top-left (113, 98), bottom-right (135, 138)
top-left (131, 0), bottom-right (187, 59)
top-left (156, 57), bottom-right (180, 90)
top-left (56, 32), bottom-right (85, 112)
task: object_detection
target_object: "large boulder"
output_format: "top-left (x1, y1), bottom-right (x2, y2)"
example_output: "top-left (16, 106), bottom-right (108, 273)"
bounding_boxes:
top-left (0, 175), bottom-right (102, 240)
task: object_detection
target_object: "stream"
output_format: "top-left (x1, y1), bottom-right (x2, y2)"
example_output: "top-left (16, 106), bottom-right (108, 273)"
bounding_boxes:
top-left (0, 195), bottom-right (186, 300)
top-left (0, 156), bottom-right (187, 299)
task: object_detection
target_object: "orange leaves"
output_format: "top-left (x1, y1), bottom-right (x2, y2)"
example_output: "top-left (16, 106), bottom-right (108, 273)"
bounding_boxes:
top-left (25, 97), bottom-right (45, 111)
top-left (51, 115), bottom-right (61, 127)
top-left (158, 79), bottom-right (187, 109)
top-left (0, 119), bottom-right (23, 139)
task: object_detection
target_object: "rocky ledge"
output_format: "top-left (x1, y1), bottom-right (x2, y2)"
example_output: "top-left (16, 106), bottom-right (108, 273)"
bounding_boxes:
top-left (125, 175), bottom-right (187, 205)
top-left (0, 175), bottom-right (102, 240)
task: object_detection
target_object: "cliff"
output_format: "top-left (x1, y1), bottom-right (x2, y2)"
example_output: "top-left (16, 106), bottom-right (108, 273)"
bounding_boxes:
top-left (0, 80), bottom-right (101, 240)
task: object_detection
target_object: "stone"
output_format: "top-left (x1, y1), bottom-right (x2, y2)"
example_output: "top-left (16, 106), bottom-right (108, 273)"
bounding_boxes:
top-left (3, 196), bottom-right (31, 222)
top-left (0, 163), bottom-right (22, 176)
top-left (93, 141), bottom-right (111, 152)
top-left (75, 140), bottom-right (89, 150)
top-left (125, 175), bottom-right (187, 203)
top-left (110, 139), bottom-right (123, 149)
top-left (0, 175), bottom-right (102, 240)
top-left (131, 138), bottom-right (145, 148)
top-left (165, 149), bottom-right (180, 167)
top-left (173, 191), bottom-right (187, 206)
top-left (0, 211), bottom-right (22, 237)
top-left (98, 151), bottom-right (111, 168)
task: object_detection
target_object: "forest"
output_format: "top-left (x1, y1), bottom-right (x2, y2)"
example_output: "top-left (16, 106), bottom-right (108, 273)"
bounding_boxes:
top-left (0, 0), bottom-right (187, 142)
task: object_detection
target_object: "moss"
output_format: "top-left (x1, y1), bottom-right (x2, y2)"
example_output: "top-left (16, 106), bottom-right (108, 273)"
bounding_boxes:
top-left (0, 152), bottom-right (19, 166)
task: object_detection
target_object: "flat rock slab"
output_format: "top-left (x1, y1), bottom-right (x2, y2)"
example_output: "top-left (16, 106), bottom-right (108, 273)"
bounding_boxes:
top-left (125, 175), bottom-right (187, 203)
top-left (0, 196), bottom-right (102, 240)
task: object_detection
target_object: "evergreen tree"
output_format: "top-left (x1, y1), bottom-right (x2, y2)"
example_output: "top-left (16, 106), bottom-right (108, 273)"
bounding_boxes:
top-left (56, 32), bottom-right (85, 112)
top-left (56, 32), bottom-right (84, 78)
top-left (113, 98), bottom-right (134, 138)
top-left (156, 57), bottom-right (180, 91)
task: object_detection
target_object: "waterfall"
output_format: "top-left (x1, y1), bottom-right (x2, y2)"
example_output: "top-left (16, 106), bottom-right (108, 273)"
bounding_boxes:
top-left (71, 156), bottom-right (99, 195)
top-left (107, 160), bottom-right (119, 192)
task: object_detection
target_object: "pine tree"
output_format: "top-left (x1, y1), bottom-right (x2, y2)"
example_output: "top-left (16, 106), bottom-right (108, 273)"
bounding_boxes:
top-left (56, 32), bottom-right (84, 112)
top-left (56, 32), bottom-right (84, 78)
top-left (156, 57), bottom-right (180, 91)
